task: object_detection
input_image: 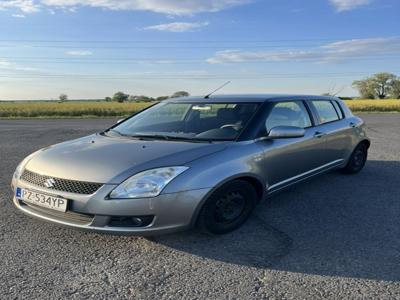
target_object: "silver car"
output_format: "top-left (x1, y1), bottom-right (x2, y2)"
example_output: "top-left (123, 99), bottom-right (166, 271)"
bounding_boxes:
top-left (11, 94), bottom-right (370, 235)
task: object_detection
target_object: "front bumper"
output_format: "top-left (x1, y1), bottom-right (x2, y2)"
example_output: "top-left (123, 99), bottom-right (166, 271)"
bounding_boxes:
top-left (11, 178), bottom-right (210, 235)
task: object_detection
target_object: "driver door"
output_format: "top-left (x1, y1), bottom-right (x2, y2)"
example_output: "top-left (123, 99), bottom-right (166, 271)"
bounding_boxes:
top-left (257, 100), bottom-right (326, 191)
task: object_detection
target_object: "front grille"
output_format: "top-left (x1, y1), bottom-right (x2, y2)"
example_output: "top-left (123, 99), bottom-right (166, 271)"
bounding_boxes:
top-left (20, 169), bottom-right (103, 195)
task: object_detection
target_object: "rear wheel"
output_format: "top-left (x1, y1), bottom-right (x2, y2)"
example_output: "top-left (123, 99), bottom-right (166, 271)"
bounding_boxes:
top-left (197, 180), bottom-right (257, 234)
top-left (340, 143), bottom-right (368, 174)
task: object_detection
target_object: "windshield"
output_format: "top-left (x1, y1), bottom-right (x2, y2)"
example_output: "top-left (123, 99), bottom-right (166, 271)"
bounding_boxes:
top-left (109, 102), bottom-right (259, 141)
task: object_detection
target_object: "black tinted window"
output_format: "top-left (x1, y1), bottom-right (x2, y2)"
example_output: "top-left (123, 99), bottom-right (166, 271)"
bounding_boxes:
top-left (266, 101), bottom-right (312, 132)
top-left (312, 100), bottom-right (339, 124)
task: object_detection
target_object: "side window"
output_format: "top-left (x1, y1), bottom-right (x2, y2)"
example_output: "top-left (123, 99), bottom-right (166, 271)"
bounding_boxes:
top-left (311, 100), bottom-right (339, 124)
top-left (266, 101), bottom-right (312, 132)
top-left (331, 101), bottom-right (344, 119)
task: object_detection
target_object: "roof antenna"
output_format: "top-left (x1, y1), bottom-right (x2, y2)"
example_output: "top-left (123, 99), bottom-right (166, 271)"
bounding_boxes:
top-left (332, 85), bottom-right (345, 97)
top-left (204, 81), bottom-right (231, 99)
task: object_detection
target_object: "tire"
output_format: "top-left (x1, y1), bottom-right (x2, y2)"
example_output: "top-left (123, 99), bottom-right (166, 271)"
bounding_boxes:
top-left (340, 143), bottom-right (368, 174)
top-left (197, 180), bottom-right (257, 235)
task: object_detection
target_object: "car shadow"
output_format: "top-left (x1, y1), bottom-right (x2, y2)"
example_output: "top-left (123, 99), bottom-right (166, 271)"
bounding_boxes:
top-left (151, 160), bottom-right (400, 282)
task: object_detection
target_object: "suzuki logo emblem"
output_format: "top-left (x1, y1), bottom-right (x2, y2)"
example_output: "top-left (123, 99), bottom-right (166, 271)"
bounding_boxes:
top-left (44, 178), bottom-right (56, 188)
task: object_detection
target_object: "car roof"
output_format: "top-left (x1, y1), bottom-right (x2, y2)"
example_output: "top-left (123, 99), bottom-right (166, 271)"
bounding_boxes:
top-left (165, 94), bottom-right (340, 103)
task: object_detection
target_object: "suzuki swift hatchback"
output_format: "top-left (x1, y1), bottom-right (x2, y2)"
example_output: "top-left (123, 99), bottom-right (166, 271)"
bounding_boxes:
top-left (11, 95), bottom-right (370, 235)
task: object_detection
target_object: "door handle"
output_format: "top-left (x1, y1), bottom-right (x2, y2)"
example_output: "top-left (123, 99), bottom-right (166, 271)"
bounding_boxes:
top-left (314, 131), bottom-right (326, 138)
top-left (349, 122), bottom-right (356, 128)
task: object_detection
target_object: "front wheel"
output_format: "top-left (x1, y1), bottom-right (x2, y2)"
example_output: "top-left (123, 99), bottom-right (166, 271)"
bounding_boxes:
top-left (197, 180), bottom-right (257, 235)
top-left (340, 143), bottom-right (368, 174)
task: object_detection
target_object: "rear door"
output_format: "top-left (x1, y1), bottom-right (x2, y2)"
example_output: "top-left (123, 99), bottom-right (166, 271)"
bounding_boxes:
top-left (308, 99), bottom-right (352, 163)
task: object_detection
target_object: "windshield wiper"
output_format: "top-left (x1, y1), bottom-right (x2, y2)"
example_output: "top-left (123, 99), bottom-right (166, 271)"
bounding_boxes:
top-left (103, 131), bottom-right (173, 140)
top-left (129, 134), bottom-right (172, 141)
top-left (130, 134), bottom-right (213, 143)
top-left (104, 131), bottom-right (213, 143)
top-left (102, 129), bottom-right (129, 137)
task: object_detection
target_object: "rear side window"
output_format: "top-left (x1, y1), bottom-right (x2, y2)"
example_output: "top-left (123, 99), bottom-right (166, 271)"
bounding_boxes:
top-left (331, 101), bottom-right (344, 119)
top-left (266, 101), bottom-right (312, 132)
top-left (311, 100), bottom-right (339, 124)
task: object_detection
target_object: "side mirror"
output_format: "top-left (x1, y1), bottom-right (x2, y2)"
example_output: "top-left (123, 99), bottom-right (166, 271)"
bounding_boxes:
top-left (268, 126), bottom-right (305, 139)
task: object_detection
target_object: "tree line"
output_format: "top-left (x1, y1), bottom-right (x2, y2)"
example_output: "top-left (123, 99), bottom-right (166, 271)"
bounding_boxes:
top-left (57, 91), bottom-right (189, 102)
top-left (57, 72), bottom-right (400, 102)
top-left (105, 91), bottom-right (190, 103)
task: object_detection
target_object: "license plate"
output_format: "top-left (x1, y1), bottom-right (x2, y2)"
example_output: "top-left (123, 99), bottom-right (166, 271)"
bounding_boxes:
top-left (16, 188), bottom-right (68, 212)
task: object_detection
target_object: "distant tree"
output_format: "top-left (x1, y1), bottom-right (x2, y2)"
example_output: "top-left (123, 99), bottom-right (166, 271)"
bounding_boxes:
top-left (128, 95), bottom-right (137, 102)
top-left (105, 96), bottom-right (112, 102)
top-left (353, 73), bottom-right (397, 99)
top-left (352, 80), bottom-right (376, 99)
top-left (390, 79), bottom-right (400, 99)
top-left (133, 95), bottom-right (154, 102)
top-left (156, 96), bottom-right (169, 101)
top-left (371, 73), bottom-right (396, 99)
top-left (59, 94), bottom-right (68, 102)
top-left (171, 91), bottom-right (190, 98)
top-left (112, 92), bottom-right (129, 103)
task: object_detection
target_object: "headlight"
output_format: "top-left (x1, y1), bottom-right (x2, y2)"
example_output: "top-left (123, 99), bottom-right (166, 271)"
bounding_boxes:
top-left (12, 149), bottom-right (42, 181)
top-left (13, 161), bottom-right (24, 180)
top-left (109, 166), bottom-right (189, 199)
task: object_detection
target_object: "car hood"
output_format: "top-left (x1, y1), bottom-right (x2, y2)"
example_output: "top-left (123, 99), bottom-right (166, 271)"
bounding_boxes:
top-left (25, 134), bottom-right (227, 184)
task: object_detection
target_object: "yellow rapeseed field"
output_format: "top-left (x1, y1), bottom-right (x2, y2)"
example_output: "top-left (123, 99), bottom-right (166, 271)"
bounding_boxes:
top-left (344, 99), bottom-right (400, 113)
top-left (0, 101), bottom-right (155, 118)
top-left (0, 99), bottom-right (399, 118)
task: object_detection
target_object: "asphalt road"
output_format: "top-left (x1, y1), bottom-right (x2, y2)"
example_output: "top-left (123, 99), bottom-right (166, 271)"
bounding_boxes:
top-left (0, 114), bottom-right (399, 299)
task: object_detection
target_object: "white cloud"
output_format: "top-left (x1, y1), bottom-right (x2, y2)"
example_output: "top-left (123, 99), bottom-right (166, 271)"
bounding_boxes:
top-left (144, 21), bottom-right (209, 32)
top-left (47, 0), bottom-right (251, 14)
top-left (0, 60), bottom-right (14, 68)
top-left (0, 59), bottom-right (37, 71)
top-left (207, 49), bottom-right (318, 64)
top-left (329, 0), bottom-right (372, 11)
top-left (0, 0), bottom-right (371, 15)
top-left (0, 0), bottom-right (40, 13)
top-left (207, 37), bottom-right (400, 64)
top-left (320, 37), bottom-right (400, 60)
top-left (65, 50), bottom-right (93, 56)
top-left (12, 13), bottom-right (26, 17)
top-left (19, 0), bottom-right (250, 15)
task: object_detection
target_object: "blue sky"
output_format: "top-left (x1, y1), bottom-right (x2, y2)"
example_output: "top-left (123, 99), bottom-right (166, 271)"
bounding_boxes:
top-left (0, 0), bottom-right (399, 100)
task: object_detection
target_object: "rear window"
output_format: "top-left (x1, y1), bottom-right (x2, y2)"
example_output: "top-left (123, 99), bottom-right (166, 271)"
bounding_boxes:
top-left (311, 100), bottom-right (340, 124)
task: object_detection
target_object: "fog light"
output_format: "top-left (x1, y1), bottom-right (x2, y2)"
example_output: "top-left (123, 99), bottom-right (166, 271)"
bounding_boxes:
top-left (131, 217), bottom-right (143, 226)
top-left (108, 215), bottom-right (154, 227)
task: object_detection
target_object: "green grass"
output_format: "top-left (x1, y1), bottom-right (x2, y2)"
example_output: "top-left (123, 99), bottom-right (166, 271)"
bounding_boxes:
top-left (0, 99), bottom-right (399, 119)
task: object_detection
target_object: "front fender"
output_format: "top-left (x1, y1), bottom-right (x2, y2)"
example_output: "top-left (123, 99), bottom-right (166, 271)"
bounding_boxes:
top-left (162, 141), bottom-right (267, 225)
top-left (163, 141), bottom-right (266, 193)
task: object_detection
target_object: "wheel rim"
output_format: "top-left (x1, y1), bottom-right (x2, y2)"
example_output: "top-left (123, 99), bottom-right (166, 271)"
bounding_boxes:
top-left (214, 191), bottom-right (246, 224)
top-left (353, 148), bottom-right (366, 168)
